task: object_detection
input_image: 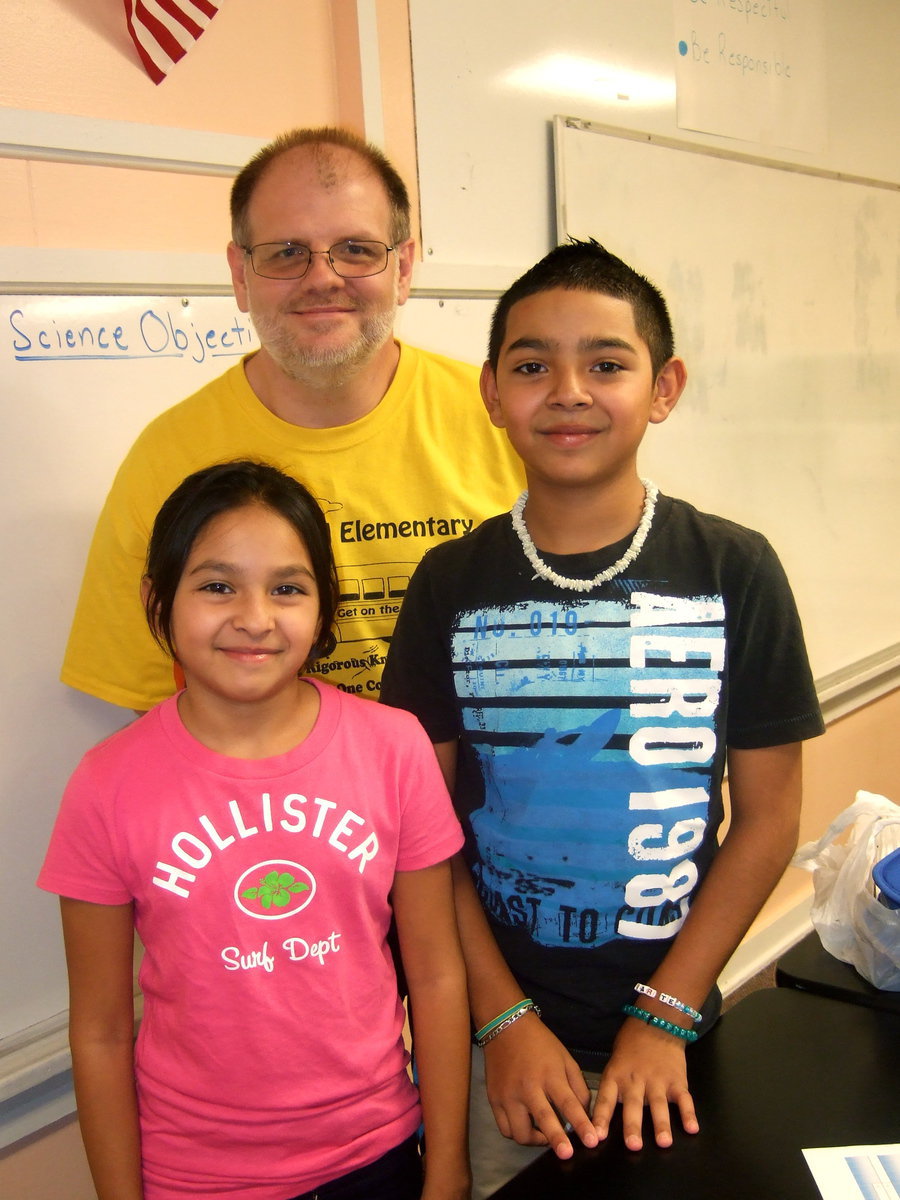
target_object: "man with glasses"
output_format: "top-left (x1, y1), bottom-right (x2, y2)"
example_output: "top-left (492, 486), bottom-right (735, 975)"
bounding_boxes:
top-left (61, 128), bottom-right (523, 711)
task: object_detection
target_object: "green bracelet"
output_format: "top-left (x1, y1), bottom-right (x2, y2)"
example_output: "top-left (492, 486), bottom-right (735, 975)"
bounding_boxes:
top-left (622, 1003), bottom-right (699, 1043)
top-left (474, 1000), bottom-right (540, 1047)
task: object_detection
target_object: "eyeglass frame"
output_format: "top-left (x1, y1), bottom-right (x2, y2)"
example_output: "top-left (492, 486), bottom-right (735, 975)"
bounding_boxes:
top-left (241, 239), bottom-right (396, 281)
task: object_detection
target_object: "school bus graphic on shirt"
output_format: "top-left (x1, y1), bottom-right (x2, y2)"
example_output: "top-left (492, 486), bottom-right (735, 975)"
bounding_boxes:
top-left (304, 560), bottom-right (418, 695)
top-left (333, 561), bottom-right (417, 644)
top-left (313, 491), bottom-right (478, 693)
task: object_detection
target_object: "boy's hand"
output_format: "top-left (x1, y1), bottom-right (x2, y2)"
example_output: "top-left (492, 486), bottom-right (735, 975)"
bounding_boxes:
top-left (482, 1015), bottom-right (598, 1158)
top-left (591, 1019), bottom-right (700, 1151)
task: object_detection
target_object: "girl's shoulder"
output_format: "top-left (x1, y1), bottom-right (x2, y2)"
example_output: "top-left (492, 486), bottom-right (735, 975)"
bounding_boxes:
top-left (314, 678), bottom-right (432, 746)
top-left (73, 699), bottom-right (171, 780)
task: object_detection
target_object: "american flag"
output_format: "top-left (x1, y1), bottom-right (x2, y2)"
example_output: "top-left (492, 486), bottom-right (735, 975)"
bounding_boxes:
top-left (124, 0), bottom-right (221, 85)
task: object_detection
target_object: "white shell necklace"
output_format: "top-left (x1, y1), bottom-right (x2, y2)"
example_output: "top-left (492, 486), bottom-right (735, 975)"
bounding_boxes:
top-left (510, 479), bottom-right (658, 593)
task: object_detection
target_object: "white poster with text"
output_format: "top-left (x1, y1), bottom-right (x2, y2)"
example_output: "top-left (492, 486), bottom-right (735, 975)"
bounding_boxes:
top-left (674, 0), bottom-right (827, 150)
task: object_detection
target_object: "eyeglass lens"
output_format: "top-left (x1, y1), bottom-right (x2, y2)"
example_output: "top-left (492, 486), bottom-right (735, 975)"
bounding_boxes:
top-left (249, 240), bottom-right (391, 279)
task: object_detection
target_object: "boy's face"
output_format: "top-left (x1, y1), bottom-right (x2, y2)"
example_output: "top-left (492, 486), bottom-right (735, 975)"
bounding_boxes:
top-left (481, 287), bottom-right (685, 493)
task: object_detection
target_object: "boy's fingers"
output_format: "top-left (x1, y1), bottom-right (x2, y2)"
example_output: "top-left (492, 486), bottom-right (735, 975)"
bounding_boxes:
top-left (525, 1097), bottom-right (574, 1157)
top-left (647, 1090), bottom-right (673, 1148)
top-left (548, 1131), bottom-right (575, 1160)
top-left (564, 1063), bottom-right (593, 1109)
top-left (590, 1079), bottom-right (618, 1140)
top-left (619, 1092), bottom-right (646, 1152)
top-left (492, 1099), bottom-right (550, 1148)
top-left (676, 1089), bottom-right (700, 1135)
top-left (556, 1098), bottom-right (599, 1150)
top-left (591, 1056), bottom-right (697, 1151)
top-left (497, 1087), bottom-right (593, 1156)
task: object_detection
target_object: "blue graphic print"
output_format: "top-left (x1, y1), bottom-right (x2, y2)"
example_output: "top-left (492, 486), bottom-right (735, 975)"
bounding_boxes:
top-left (451, 591), bottom-right (726, 950)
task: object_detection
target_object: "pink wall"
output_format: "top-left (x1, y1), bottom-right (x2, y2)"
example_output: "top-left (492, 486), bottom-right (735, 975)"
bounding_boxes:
top-left (0, 0), bottom-right (338, 132)
top-left (1, 0), bottom-right (418, 255)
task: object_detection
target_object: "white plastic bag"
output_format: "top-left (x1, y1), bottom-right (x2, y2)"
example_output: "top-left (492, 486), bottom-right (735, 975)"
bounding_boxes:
top-left (792, 790), bottom-right (900, 990)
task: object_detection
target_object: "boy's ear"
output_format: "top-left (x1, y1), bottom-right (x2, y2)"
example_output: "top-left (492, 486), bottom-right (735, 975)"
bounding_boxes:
top-left (479, 361), bottom-right (505, 428)
top-left (649, 357), bottom-right (687, 425)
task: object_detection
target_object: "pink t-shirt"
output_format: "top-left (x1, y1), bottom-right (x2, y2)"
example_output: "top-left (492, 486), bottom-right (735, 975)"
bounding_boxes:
top-left (39, 680), bottom-right (463, 1199)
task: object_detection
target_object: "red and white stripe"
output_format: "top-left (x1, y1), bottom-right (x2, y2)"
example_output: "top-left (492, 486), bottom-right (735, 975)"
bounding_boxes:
top-left (124, 0), bottom-right (220, 85)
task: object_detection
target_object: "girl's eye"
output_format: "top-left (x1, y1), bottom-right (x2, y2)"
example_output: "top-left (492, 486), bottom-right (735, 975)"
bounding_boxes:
top-left (272, 584), bottom-right (307, 597)
top-left (200, 581), bottom-right (232, 594)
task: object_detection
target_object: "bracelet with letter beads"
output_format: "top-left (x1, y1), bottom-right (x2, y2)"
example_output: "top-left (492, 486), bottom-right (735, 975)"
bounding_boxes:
top-left (622, 1003), bottom-right (699, 1043)
top-left (634, 982), bottom-right (702, 1023)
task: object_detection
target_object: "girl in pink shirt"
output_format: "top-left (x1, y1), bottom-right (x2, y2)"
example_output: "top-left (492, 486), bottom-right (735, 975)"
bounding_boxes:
top-left (40, 460), bottom-right (470, 1200)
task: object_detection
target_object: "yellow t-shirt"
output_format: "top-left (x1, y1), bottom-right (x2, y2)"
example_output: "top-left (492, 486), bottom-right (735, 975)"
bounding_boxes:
top-left (61, 343), bottom-right (524, 710)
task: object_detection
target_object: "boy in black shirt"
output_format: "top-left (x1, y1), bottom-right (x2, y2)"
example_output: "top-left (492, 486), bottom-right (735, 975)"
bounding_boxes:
top-left (382, 240), bottom-right (824, 1198)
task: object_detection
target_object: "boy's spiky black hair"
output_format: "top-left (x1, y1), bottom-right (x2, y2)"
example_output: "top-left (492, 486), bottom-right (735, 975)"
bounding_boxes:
top-left (488, 238), bottom-right (675, 377)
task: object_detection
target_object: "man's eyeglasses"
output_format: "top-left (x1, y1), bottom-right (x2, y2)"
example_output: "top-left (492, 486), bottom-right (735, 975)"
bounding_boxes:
top-left (243, 240), bottom-right (395, 280)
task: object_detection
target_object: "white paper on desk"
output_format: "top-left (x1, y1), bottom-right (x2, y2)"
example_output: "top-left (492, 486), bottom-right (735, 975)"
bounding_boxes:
top-left (804, 1145), bottom-right (900, 1199)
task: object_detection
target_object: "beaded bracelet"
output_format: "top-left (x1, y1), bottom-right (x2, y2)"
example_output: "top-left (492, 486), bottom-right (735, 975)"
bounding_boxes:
top-left (474, 1000), bottom-right (541, 1047)
top-left (622, 1004), bottom-right (699, 1043)
top-left (634, 982), bottom-right (702, 1023)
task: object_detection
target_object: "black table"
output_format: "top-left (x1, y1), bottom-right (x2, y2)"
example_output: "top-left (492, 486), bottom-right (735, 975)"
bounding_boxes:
top-left (776, 930), bottom-right (900, 1015)
top-left (489, 988), bottom-right (900, 1199)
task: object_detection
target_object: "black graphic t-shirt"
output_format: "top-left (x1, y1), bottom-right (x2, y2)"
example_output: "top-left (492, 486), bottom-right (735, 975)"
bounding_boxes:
top-left (382, 495), bottom-right (824, 1058)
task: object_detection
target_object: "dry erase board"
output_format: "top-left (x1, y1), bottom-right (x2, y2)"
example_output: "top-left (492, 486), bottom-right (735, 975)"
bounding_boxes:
top-left (0, 297), bottom-right (257, 1051)
top-left (554, 116), bottom-right (900, 683)
top-left (409, 0), bottom-right (900, 283)
top-left (0, 291), bottom-right (496, 1064)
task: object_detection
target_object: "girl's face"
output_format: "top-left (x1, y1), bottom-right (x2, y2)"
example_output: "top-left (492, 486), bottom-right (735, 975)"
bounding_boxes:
top-left (169, 503), bottom-right (322, 708)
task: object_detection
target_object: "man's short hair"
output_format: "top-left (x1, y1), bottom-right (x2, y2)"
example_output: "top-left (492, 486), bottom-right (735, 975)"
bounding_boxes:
top-left (488, 239), bottom-right (675, 377)
top-left (230, 126), bottom-right (412, 248)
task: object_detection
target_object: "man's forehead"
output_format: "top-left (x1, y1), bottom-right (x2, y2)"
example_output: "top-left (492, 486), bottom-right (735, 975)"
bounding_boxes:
top-left (261, 144), bottom-right (380, 195)
top-left (245, 146), bottom-right (392, 240)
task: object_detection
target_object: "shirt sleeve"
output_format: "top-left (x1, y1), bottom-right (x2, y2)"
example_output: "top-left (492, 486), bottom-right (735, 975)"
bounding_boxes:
top-left (37, 751), bottom-right (133, 905)
top-left (724, 536), bottom-right (825, 749)
top-left (60, 431), bottom-right (181, 712)
top-left (381, 550), bottom-right (463, 745)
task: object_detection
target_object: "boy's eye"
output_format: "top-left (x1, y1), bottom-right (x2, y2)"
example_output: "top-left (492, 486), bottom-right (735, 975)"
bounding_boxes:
top-left (512, 361), bottom-right (546, 375)
top-left (593, 360), bottom-right (623, 373)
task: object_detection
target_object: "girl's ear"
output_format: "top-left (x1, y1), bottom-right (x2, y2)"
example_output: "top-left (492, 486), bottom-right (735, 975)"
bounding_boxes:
top-left (308, 621), bottom-right (337, 667)
top-left (140, 576), bottom-right (160, 633)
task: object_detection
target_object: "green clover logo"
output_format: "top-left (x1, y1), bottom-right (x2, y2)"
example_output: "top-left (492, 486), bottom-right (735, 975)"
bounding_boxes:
top-left (241, 870), bottom-right (310, 910)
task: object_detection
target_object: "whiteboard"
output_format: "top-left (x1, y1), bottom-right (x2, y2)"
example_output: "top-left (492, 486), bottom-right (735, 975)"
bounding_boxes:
top-left (0, 290), bottom-right (496, 1052)
top-left (408, 0), bottom-right (900, 280)
top-left (0, 296), bottom-right (255, 1048)
top-left (555, 117), bottom-right (900, 682)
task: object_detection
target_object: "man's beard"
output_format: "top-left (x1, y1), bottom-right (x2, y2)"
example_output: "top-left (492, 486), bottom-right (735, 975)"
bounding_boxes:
top-left (249, 292), bottom-right (397, 391)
